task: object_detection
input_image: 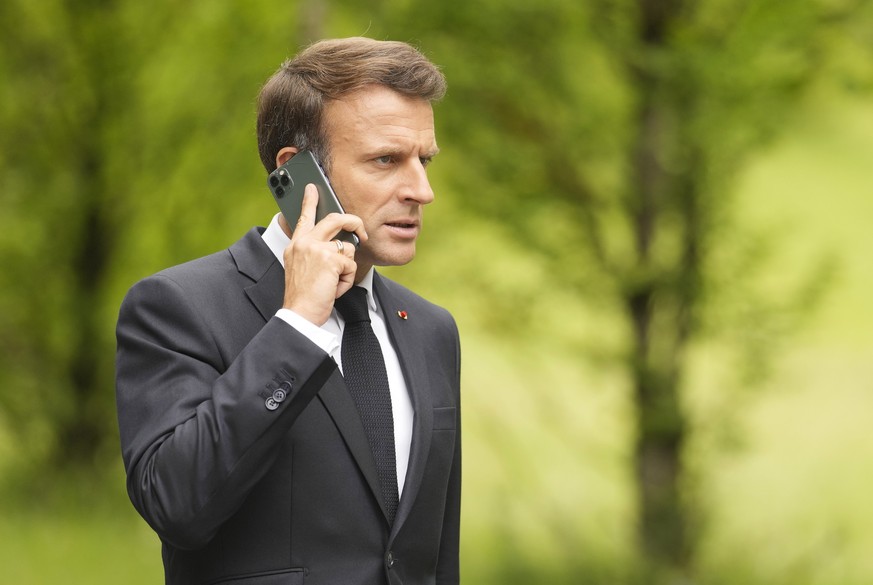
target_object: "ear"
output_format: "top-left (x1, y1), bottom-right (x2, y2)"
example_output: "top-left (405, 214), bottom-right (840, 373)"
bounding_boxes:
top-left (275, 146), bottom-right (299, 168)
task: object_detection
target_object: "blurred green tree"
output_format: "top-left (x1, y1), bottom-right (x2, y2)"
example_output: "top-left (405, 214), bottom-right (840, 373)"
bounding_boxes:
top-left (0, 0), bottom-right (128, 470)
top-left (0, 0), bottom-right (310, 473)
top-left (2, 0), bottom-right (872, 582)
top-left (368, 0), bottom-right (873, 582)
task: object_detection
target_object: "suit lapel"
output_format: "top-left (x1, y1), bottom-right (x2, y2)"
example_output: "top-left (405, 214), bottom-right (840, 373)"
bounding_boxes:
top-left (374, 274), bottom-right (434, 535)
top-left (230, 234), bottom-right (420, 527)
top-left (231, 228), bottom-right (285, 322)
top-left (317, 374), bottom-right (387, 520)
top-left (231, 230), bottom-right (387, 520)
top-left (244, 262), bottom-right (285, 322)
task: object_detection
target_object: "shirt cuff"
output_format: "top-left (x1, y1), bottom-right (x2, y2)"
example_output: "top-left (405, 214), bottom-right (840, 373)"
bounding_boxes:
top-left (275, 308), bottom-right (339, 356)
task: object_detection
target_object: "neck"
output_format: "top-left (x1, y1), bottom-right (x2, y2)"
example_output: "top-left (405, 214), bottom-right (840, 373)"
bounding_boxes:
top-left (355, 262), bottom-right (373, 284)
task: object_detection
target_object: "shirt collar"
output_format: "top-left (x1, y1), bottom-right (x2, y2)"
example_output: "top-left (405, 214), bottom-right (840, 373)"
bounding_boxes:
top-left (262, 213), bottom-right (290, 267)
top-left (355, 267), bottom-right (378, 313)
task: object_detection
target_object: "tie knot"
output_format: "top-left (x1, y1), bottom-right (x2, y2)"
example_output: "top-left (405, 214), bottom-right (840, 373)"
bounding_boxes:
top-left (335, 286), bottom-right (371, 324)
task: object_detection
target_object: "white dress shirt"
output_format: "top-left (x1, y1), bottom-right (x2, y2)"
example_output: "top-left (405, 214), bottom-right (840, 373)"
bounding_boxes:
top-left (261, 214), bottom-right (414, 497)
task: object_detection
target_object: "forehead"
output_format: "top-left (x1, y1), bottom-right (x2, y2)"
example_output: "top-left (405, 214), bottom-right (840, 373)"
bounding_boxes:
top-left (324, 85), bottom-right (436, 152)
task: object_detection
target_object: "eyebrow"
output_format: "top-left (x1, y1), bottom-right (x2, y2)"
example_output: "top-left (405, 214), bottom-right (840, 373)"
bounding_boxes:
top-left (364, 144), bottom-right (440, 160)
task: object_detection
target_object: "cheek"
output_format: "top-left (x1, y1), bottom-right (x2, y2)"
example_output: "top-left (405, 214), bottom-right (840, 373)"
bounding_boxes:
top-left (343, 188), bottom-right (387, 220)
top-left (334, 172), bottom-right (395, 221)
top-left (332, 177), bottom-right (360, 214)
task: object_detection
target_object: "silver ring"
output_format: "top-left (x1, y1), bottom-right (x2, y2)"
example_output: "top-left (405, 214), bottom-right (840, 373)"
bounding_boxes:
top-left (335, 239), bottom-right (344, 253)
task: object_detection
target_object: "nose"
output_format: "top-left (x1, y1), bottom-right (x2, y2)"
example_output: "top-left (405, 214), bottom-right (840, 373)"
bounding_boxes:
top-left (402, 159), bottom-right (435, 206)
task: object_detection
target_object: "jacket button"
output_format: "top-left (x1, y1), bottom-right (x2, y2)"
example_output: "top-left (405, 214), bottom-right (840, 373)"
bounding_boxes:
top-left (265, 397), bottom-right (279, 411)
top-left (386, 551), bottom-right (396, 568)
top-left (274, 381), bottom-right (293, 403)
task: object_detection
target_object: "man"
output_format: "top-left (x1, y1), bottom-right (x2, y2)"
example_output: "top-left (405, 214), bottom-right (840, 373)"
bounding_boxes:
top-left (115, 37), bottom-right (461, 585)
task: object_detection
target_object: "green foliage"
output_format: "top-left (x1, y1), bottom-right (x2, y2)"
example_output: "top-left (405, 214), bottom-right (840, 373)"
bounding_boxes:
top-left (2, 0), bottom-right (873, 583)
top-left (367, 4), bottom-right (865, 580)
top-left (0, 0), bottom-right (301, 469)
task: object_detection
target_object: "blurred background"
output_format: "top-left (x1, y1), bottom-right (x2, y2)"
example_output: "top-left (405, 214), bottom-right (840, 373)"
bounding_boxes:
top-left (1, 0), bottom-right (872, 583)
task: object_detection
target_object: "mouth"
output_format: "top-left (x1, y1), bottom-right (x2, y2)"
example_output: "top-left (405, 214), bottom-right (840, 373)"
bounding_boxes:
top-left (384, 220), bottom-right (421, 239)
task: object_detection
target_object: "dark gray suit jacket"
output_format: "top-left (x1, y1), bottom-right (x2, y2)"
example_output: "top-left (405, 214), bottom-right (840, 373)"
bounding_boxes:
top-left (115, 228), bottom-right (461, 585)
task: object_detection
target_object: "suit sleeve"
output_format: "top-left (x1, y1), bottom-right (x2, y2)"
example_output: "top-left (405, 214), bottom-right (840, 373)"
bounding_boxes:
top-left (115, 273), bottom-right (335, 550)
top-left (436, 318), bottom-right (462, 584)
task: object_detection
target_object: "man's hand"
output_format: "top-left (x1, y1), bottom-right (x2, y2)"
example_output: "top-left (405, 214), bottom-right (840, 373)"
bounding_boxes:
top-left (281, 184), bottom-right (367, 325)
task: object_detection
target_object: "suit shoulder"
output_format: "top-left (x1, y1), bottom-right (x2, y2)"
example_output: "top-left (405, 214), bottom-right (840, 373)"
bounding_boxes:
top-left (123, 249), bottom-right (235, 302)
top-left (124, 228), bottom-right (267, 299)
top-left (157, 249), bottom-right (237, 286)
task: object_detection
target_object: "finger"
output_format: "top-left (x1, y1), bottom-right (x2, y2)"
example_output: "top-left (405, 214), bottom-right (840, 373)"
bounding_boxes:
top-left (335, 279), bottom-right (355, 299)
top-left (330, 239), bottom-right (344, 256)
top-left (343, 239), bottom-right (358, 259)
top-left (310, 212), bottom-right (368, 244)
top-left (330, 238), bottom-right (355, 256)
top-left (335, 258), bottom-right (358, 297)
top-left (292, 184), bottom-right (319, 239)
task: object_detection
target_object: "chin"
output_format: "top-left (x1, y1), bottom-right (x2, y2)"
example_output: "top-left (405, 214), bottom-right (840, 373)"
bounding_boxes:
top-left (370, 247), bottom-right (417, 268)
top-left (358, 244), bottom-right (415, 266)
top-left (377, 255), bottom-right (416, 268)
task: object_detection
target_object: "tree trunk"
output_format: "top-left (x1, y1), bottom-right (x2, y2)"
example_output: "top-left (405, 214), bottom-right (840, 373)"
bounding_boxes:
top-left (627, 1), bottom-right (694, 579)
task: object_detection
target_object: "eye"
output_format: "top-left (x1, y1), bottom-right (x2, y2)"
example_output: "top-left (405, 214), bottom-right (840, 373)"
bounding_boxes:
top-left (419, 156), bottom-right (432, 168)
top-left (374, 155), bottom-right (394, 165)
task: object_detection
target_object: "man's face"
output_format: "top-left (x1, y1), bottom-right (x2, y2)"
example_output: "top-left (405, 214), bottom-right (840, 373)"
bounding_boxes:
top-left (323, 85), bottom-right (438, 273)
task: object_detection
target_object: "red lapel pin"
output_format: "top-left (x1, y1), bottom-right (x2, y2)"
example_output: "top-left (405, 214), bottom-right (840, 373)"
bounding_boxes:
top-left (396, 310), bottom-right (408, 320)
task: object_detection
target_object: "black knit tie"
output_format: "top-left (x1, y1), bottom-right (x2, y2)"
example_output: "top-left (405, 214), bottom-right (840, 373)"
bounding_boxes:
top-left (334, 286), bottom-right (399, 524)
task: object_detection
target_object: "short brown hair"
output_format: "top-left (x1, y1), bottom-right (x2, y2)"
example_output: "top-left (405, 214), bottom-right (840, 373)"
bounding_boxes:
top-left (256, 37), bottom-right (447, 172)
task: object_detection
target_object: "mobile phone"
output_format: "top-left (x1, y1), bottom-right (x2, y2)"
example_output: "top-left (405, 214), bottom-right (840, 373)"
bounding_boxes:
top-left (266, 150), bottom-right (359, 247)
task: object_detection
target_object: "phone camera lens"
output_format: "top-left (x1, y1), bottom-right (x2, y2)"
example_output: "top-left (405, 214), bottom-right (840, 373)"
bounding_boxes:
top-left (275, 187), bottom-right (285, 198)
top-left (269, 175), bottom-right (280, 188)
top-left (279, 173), bottom-right (290, 187)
